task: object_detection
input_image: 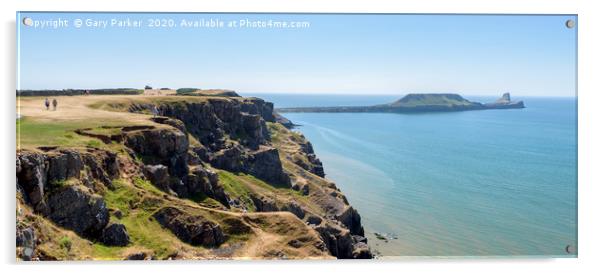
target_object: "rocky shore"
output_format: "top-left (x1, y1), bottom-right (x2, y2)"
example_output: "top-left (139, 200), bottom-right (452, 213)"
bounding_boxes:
top-left (16, 93), bottom-right (372, 260)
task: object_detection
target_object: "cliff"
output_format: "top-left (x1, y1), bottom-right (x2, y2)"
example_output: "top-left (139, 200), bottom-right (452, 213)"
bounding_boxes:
top-left (276, 93), bottom-right (525, 113)
top-left (16, 94), bottom-right (371, 260)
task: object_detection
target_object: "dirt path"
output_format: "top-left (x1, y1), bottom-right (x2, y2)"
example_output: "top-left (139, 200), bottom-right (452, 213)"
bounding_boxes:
top-left (17, 95), bottom-right (158, 125)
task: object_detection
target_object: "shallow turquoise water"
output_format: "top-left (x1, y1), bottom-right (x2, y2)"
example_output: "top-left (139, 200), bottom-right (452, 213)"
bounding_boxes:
top-left (247, 94), bottom-right (577, 257)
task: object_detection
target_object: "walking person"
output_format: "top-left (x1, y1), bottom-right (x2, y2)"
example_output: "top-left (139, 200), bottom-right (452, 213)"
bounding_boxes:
top-left (152, 105), bottom-right (159, 117)
top-left (44, 98), bottom-right (50, 110)
top-left (52, 98), bottom-right (58, 111)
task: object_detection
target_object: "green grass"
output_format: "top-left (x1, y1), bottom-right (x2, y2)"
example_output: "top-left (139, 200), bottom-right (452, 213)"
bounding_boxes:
top-left (16, 117), bottom-right (126, 151)
top-left (87, 127), bottom-right (123, 136)
top-left (17, 117), bottom-right (96, 149)
top-left (92, 244), bottom-right (123, 259)
top-left (218, 171), bottom-right (257, 212)
top-left (217, 170), bottom-right (311, 212)
top-left (59, 236), bottom-right (72, 251)
top-left (101, 179), bottom-right (180, 259)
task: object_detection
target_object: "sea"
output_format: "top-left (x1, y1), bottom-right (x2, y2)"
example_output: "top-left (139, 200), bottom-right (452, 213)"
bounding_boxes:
top-left (242, 93), bottom-right (578, 257)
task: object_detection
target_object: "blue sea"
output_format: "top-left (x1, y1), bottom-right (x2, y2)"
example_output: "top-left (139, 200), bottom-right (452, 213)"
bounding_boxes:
top-left (244, 93), bottom-right (578, 257)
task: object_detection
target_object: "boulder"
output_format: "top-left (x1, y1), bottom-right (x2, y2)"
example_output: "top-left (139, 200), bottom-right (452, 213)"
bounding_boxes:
top-left (250, 194), bottom-right (278, 212)
top-left (125, 252), bottom-right (148, 260)
top-left (101, 223), bottom-right (130, 246)
top-left (143, 165), bottom-right (171, 192)
top-left (153, 207), bottom-right (224, 247)
top-left (45, 185), bottom-right (109, 237)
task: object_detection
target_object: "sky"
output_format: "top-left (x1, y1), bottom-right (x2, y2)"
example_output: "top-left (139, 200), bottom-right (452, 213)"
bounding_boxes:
top-left (17, 13), bottom-right (577, 96)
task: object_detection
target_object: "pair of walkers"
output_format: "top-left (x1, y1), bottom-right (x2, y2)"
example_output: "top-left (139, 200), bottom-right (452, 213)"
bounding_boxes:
top-left (44, 98), bottom-right (58, 111)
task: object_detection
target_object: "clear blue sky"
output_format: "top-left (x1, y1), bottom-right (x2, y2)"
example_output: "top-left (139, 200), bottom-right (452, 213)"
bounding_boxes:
top-left (17, 13), bottom-right (577, 96)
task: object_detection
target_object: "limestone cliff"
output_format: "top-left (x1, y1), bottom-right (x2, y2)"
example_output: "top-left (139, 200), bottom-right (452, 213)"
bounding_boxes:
top-left (16, 95), bottom-right (371, 260)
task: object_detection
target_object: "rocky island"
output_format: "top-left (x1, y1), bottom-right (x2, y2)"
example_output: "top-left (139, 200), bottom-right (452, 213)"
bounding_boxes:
top-left (16, 89), bottom-right (371, 260)
top-left (276, 93), bottom-right (525, 114)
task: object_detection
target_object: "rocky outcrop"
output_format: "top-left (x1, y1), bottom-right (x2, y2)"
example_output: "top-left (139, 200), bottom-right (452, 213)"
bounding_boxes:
top-left (208, 145), bottom-right (290, 187)
top-left (124, 127), bottom-right (189, 177)
top-left (280, 201), bottom-right (306, 219)
top-left (46, 185), bottom-right (109, 238)
top-left (16, 225), bottom-right (36, 261)
top-left (129, 98), bottom-right (292, 187)
top-left (17, 149), bottom-right (123, 241)
top-left (182, 166), bottom-right (230, 206)
top-left (153, 207), bottom-right (225, 247)
top-left (141, 98), bottom-right (273, 150)
top-left (314, 223), bottom-right (354, 259)
top-left (16, 152), bottom-right (47, 211)
top-left (336, 206), bottom-right (365, 236)
top-left (101, 223), bottom-right (130, 246)
top-left (143, 165), bottom-right (171, 192)
top-left (46, 150), bottom-right (83, 182)
top-left (295, 139), bottom-right (325, 178)
top-left (250, 194), bottom-right (279, 212)
top-left (485, 92), bottom-right (525, 109)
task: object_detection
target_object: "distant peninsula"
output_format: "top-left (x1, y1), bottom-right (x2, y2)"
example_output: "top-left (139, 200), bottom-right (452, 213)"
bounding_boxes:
top-left (276, 93), bottom-right (525, 113)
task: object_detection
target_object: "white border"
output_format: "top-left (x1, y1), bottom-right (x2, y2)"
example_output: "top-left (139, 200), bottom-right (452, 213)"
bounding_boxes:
top-left (2, 1), bottom-right (601, 273)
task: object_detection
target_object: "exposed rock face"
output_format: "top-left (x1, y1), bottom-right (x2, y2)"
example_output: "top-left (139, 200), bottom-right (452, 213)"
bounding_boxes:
top-left (209, 145), bottom-right (291, 187)
top-left (314, 223), bottom-right (355, 259)
top-left (16, 152), bottom-right (47, 211)
top-left (16, 225), bottom-right (36, 261)
top-left (124, 127), bottom-right (189, 177)
top-left (313, 223), bottom-right (372, 259)
top-left (487, 92), bottom-right (525, 109)
top-left (81, 149), bottom-right (120, 186)
top-left (153, 207), bottom-right (225, 247)
top-left (244, 147), bottom-right (290, 186)
top-left (497, 92), bottom-right (512, 103)
top-left (280, 201), bottom-right (306, 219)
top-left (101, 223), bottom-right (130, 246)
top-left (46, 185), bottom-right (109, 238)
top-left (351, 242), bottom-right (372, 259)
top-left (250, 194), bottom-right (279, 212)
top-left (129, 98), bottom-right (291, 187)
top-left (336, 206), bottom-right (365, 236)
top-left (295, 139), bottom-right (325, 178)
top-left (182, 166), bottom-right (230, 207)
top-left (150, 98), bottom-right (272, 150)
top-left (17, 149), bottom-right (120, 238)
top-left (143, 165), bottom-right (171, 192)
top-left (46, 150), bottom-right (83, 182)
